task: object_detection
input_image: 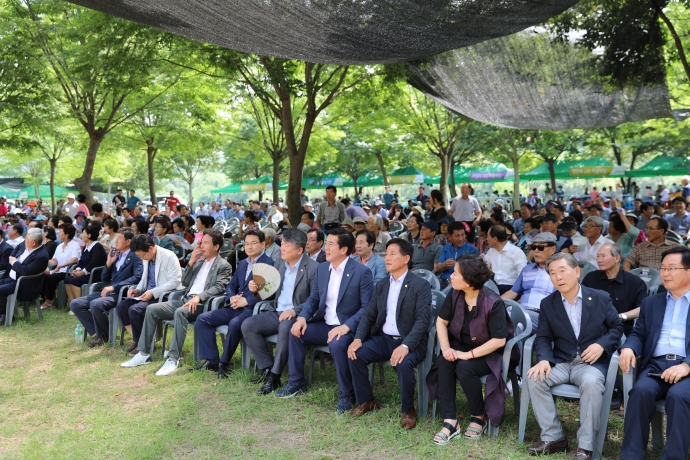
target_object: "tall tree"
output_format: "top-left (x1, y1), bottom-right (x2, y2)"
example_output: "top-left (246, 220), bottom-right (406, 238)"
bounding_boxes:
top-left (530, 130), bottom-right (584, 191)
top-left (486, 128), bottom-right (533, 205)
top-left (10, 0), bottom-right (192, 204)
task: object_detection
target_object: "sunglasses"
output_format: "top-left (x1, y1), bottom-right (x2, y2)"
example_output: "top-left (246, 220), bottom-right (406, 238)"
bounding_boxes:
top-left (530, 244), bottom-right (554, 251)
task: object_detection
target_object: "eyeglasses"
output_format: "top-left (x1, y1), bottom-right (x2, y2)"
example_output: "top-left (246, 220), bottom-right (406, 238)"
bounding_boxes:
top-left (582, 225), bottom-right (599, 229)
top-left (659, 267), bottom-right (689, 273)
top-left (529, 244), bottom-right (554, 251)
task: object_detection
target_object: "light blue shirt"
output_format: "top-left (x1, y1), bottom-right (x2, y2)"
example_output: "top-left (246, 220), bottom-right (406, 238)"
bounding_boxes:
top-left (115, 249), bottom-right (130, 272)
top-left (276, 261), bottom-right (299, 312)
top-left (653, 290), bottom-right (690, 358)
top-left (561, 286), bottom-right (583, 339)
top-left (383, 271), bottom-right (407, 336)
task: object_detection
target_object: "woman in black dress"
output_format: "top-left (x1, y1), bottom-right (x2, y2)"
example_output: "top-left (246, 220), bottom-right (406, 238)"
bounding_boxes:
top-left (63, 224), bottom-right (107, 302)
top-left (428, 189), bottom-right (448, 223)
top-left (42, 225), bottom-right (58, 259)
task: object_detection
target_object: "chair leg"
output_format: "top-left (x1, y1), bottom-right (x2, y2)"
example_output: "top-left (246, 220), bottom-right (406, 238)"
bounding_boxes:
top-left (417, 364), bottom-right (428, 419)
top-left (651, 411), bottom-right (664, 451)
top-left (487, 420), bottom-right (499, 438)
top-left (35, 299), bottom-right (42, 320)
top-left (22, 301), bottom-right (30, 318)
top-left (308, 347), bottom-right (316, 387)
top-left (517, 378), bottom-right (531, 443)
top-left (319, 351), bottom-right (325, 370)
top-left (193, 325), bottom-right (199, 363)
top-left (161, 324), bottom-right (170, 358)
top-left (512, 374), bottom-right (520, 416)
top-left (368, 363), bottom-right (374, 387)
top-left (431, 399), bottom-right (437, 420)
top-left (241, 338), bottom-right (250, 370)
top-left (5, 295), bottom-right (16, 327)
top-left (108, 310), bottom-right (118, 347)
top-left (378, 362), bottom-right (385, 385)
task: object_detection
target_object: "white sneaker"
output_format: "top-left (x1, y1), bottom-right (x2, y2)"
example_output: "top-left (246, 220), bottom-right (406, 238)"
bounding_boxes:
top-left (155, 358), bottom-right (179, 376)
top-left (68, 311), bottom-right (75, 315)
top-left (163, 350), bottom-right (170, 358)
top-left (120, 352), bottom-right (152, 368)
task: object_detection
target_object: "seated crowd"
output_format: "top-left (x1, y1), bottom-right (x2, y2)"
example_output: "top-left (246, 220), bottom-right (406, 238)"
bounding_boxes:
top-left (1, 183), bottom-right (689, 460)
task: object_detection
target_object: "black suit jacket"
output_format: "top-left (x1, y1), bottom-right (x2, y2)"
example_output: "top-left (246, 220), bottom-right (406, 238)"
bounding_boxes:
top-left (3, 244), bottom-right (50, 300)
top-left (0, 240), bottom-right (13, 273)
top-left (76, 242), bottom-right (108, 279)
top-left (536, 285), bottom-right (623, 376)
top-left (622, 292), bottom-right (690, 371)
top-left (102, 251), bottom-right (144, 294)
top-left (355, 271), bottom-right (431, 358)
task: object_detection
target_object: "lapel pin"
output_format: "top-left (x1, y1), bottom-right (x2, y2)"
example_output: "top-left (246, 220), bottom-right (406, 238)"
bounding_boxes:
top-left (404, 285), bottom-right (408, 288)
top-left (346, 273), bottom-right (350, 277)
top-left (588, 297), bottom-right (592, 301)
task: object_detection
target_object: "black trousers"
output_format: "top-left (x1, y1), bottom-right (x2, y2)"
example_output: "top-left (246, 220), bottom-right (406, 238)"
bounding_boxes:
top-left (497, 284), bottom-right (513, 295)
top-left (620, 358), bottom-right (690, 460)
top-left (42, 272), bottom-right (66, 300)
top-left (0, 278), bottom-right (17, 315)
top-left (437, 354), bottom-right (492, 419)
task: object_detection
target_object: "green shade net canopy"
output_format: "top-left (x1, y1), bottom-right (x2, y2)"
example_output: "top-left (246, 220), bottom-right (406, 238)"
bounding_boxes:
top-left (212, 175), bottom-right (287, 194)
top-left (625, 155), bottom-right (690, 178)
top-left (19, 185), bottom-right (79, 199)
top-left (302, 172), bottom-right (344, 188)
top-left (430, 163), bottom-right (512, 184)
top-left (386, 167), bottom-right (433, 185)
top-left (521, 158), bottom-right (615, 181)
top-left (408, 2), bottom-right (675, 130)
top-left (69, 0), bottom-right (579, 65)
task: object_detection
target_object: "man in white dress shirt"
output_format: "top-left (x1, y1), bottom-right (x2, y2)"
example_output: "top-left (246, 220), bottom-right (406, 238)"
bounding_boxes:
top-left (482, 224), bottom-right (528, 294)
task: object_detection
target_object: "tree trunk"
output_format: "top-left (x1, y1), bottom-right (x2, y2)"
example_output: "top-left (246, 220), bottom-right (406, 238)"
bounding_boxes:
top-left (272, 155), bottom-right (281, 203)
top-left (449, 163), bottom-right (457, 198)
top-left (146, 139), bottom-right (157, 204)
top-left (187, 180), bottom-right (193, 205)
top-left (547, 158), bottom-right (557, 192)
top-left (49, 158), bottom-right (57, 212)
top-left (74, 132), bottom-right (104, 207)
top-left (655, 4), bottom-right (690, 82)
top-left (375, 151), bottom-right (388, 186)
top-left (437, 151), bottom-right (452, 204)
top-left (512, 155), bottom-right (521, 211)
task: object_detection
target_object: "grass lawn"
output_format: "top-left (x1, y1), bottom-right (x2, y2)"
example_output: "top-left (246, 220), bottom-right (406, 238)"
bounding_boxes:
top-left (0, 309), bottom-right (658, 460)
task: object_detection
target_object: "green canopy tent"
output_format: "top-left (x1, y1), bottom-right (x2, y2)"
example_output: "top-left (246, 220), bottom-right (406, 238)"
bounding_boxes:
top-left (343, 172), bottom-right (383, 188)
top-left (386, 166), bottom-right (433, 185)
top-left (520, 158), bottom-right (615, 181)
top-left (211, 175), bottom-right (288, 195)
top-left (302, 172), bottom-right (345, 188)
top-left (0, 185), bottom-right (20, 199)
top-left (19, 184), bottom-right (79, 199)
top-left (625, 155), bottom-right (690, 178)
top-left (430, 163), bottom-right (513, 184)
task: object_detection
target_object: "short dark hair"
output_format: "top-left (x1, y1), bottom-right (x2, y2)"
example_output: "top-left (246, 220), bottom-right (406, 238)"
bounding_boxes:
top-left (130, 234), bottom-right (156, 252)
top-left (307, 228), bottom-right (325, 243)
top-left (608, 214), bottom-right (627, 234)
top-left (155, 219), bottom-right (172, 233)
top-left (83, 224), bottom-right (100, 241)
top-left (523, 217), bottom-right (539, 230)
top-left (58, 223), bottom-right (76, 240)
top-left (340, 198), bottom-right (351, 205)
top-left (672, 196), bottom-right (687, 206)
top-left (455, 254), bottom-right (492, 290)
top-left (521, 203), bottom-right (533, 210)
top-left (588, 204), bottom-right (603, 212)
top-left (386, 238), bottom-right (414, 269)
top-left (43, 225), bottom-right (56, 241)
top-left (172, 218), bottom-right (186, 232)
top-left (50, 215), bottom-right (60, 228)
top-left (552, 203), bottom-right (565, 212)
top-left (326, 226), bottom-right (355, 255)
top-left (118, 227), bottom-right (135, 241)
top-left (203, 229), bottom-right (224, 248)
top-left (301, 210), bottom-right (315, 222)
top-left (91, 203), bottom-right (103, 213)
top-left (661, 246), bottom-right (690, 268)
top-left (488, 225), bottom-right (508, 242)
top-left (649, 216), bottom-right (668, 234)
top-left (196, 215), bottom-right (215, 229)
top-left (542, 213), bottom-right (558, 223)
top-left (133, 220), bottom-right (149, 235)
top-left (244, 228), bottom-right (265, 243)
top-left (355, 229), bottom-right (376, 247)
top-left (326, 185), bottom-right (337, 193)
top-left (103, 218), bottom-right (119, 232)
top-left (59, 215), bottom-right (73, 224)
top-left (408, 213), bottom-right (423, 227)
top-left (448, 221), bottom-right (466, 235)
top-left (281, 228), bottom-right (307, 251)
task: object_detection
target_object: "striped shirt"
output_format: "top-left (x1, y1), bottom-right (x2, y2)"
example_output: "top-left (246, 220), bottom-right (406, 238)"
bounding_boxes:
top-left (510, 263), bottom-right (556, 311)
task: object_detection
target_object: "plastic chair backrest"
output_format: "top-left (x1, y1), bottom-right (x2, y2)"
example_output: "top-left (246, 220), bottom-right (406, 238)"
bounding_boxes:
top-left (629, 267), bottom-right (662, 295)
top-left (388, 221), bottom-right (404, 234)
top-left (441, 284), bottom-right (452, 296)
top-left (484, 279), bottom-right (500, 295)
top-left (430, 289), bottom-right (445, 330)
top-left (577, 261), bottom-right (596, 280)
top-left (666, 230), bottom-right (682, 244)
top-left (503, 299), bottom-right (532, 337)
top-left (412, 268), bottom-right (441, 291)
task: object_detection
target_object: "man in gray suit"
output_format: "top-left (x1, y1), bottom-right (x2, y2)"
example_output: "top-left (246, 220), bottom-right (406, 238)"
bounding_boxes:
top-left (120, 229), bottom-right (232, 376)
top-left (241, 229), bottom-right (318, 395)
top-left (348, 238), bottom-right (431, 429)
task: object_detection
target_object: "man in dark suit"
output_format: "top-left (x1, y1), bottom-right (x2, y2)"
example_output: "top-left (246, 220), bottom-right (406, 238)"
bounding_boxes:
top-left (526, 252), bottom-right (623, 460)
top-left (195, 229), bottom-right (274, 378)
top-left (0, 232), bottom-right (13, 273)
top-left (71, 228), bottom-right (143, 344)
top-left (121, 229), bottom-right (232, 376)
top-left (347, 238), bottom-right (430, 429)
top-left (0, 228), bottom-right (50, 324)
top-left (241, 229), bottom-right (318, 394)
top-left (276, 227), bottom-right (374, 415)
top-left (306, 228), bottom-right (326, 263)
top-left (619, 246), bottom-right (690, 460)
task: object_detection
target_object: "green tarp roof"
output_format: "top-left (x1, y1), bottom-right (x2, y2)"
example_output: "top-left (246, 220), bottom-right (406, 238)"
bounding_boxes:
top-left (520, 158), bottom-right (614, 181)
top-left (430, 163), bottom-right (511, 184)
top-left (625, 155), bottom-right (689, 178)
top-left (211, 175), bottom-right (287, 194)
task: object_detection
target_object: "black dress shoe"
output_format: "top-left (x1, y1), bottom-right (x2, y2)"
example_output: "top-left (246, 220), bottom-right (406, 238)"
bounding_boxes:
top-left (190, 361), bottom-right (219, 373)
top-left (217, 363), bottom-right (231, 379)
top-left (527, 438), bottom-right (569, 455)
top-left (257, 374), bottom-right (281, 395)
top-left (88, 336), bottom-right (105, 348)
top-left (610, 388), bottom-right (622, 411)
top-left (251, 368), bottom-right (271, 385)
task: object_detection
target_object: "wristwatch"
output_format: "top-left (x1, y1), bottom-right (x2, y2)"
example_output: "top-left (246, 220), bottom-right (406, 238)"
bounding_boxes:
top-left (619, 313), bottom-right (628, 321)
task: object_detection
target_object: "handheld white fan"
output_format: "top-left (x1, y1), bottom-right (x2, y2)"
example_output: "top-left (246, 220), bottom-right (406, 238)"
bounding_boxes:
top-left (252, 263), bottom-right (281, 300)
